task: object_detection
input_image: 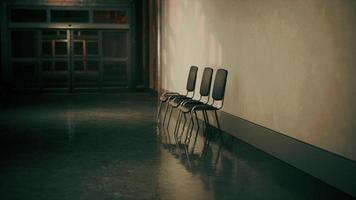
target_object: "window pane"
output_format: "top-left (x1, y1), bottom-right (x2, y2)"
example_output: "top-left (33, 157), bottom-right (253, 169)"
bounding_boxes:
top-left (42, 41), bottom-right (52, 56)
top-left (12, 31), bottom-right (38, 58)
top-left (87, 61), bottom-right (99, 71)
top-left (55, 41), bottom-right (67, 55)
top-left (51, 10), bottom-right (89, 23)
top-left (74, 61), bottom-right (84, 71)
top-left (42, 30), bottom-right (57, 37)
top-left (42, 30), bottom-right (67, 40)
top-left (74, 41), bottom-right (83, 55)
top-left (59, 31), bottom-right (67, 37)
top-left (87, 42), bottom-right (98, 55)
top-left (11, 9), bottom-right (46, 23)
top-left (42, 61), bottom-right (52, 71)
top-left (103, 62), bottom-right (127, 82)
top-left (103, 32), bottom-right (127, 58)
top-left (93, 10), bottom-right (128, 24)
top-left (54, 61), bottom-right (67, 71)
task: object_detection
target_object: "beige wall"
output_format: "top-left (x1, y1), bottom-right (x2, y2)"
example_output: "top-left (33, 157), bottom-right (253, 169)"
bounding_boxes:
top-left (160, 0), bottom-right (356, 161)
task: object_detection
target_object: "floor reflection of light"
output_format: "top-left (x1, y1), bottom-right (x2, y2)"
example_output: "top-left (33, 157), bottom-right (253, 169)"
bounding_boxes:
top-left (158, 149), bottom-right (210, 200)
top-left (67, 110), bottom-right (74, 144)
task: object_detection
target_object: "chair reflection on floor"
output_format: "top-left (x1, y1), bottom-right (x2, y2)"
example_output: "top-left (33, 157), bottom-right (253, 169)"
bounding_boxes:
top-left (158, 116), bottom-right (223, 171)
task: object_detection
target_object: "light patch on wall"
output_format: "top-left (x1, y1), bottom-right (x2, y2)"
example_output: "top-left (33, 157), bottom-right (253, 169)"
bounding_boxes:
top-left (169, 0), bottom-right (182, 34)
top-left (160, 0), bottom-right (356, 161)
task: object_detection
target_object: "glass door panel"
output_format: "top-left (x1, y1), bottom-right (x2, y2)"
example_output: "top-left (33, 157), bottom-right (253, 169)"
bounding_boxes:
top-left (11, 30), bottom-right (40, 88)
top-left (102, 31), bottom-right (128, 87)
top-left (71, 30), bottom-right (100, 89)
top-left (35, 29), bottom-right (130, 90)
top-left (41, 30), bottom-right (69, 89)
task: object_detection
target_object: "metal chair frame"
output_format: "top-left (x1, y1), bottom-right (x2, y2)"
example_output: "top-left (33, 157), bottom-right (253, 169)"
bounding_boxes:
top-left (178, 69), bottom-right (228, 142)
top-left (171, 68), bottom-right (214, 141)
top-left (156, 66), bottom-right (198, 122)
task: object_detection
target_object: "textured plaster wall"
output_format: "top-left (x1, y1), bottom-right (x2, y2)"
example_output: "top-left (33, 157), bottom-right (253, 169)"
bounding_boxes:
top-left (160, 0), bottom-right (356, 161)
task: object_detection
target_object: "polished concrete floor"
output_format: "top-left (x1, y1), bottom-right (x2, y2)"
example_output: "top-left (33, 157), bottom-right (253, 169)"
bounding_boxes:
top-left (0, 93), bottom-right (353, 200)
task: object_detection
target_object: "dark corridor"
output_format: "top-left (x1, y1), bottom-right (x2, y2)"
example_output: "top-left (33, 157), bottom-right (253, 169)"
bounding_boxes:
top-left (0, 0), bottom-right (149, 92)
top-left (0, 1), bottom-right (355, 200)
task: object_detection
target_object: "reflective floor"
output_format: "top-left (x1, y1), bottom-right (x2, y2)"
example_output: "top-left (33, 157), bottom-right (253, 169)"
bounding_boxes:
top-left (0, 93), bottom-right (353, 200)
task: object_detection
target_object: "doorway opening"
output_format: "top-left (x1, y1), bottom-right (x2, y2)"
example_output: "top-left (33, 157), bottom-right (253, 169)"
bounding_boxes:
top-left (1, 2), bottom-right (150, 93)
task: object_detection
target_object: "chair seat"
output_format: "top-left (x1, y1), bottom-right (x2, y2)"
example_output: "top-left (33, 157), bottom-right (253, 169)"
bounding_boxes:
top-left (169, 97), bottom-right (191, 107)
top-left (160, 94), bottom-right (183, 102)
top-left (181, 103), bottom-right (217, 113)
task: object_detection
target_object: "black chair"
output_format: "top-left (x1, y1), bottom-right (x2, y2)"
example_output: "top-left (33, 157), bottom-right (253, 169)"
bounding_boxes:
top-left (157, 66), bottom-right (198, 122)
top-left (179, 69), bottom-right (228, 139)
top-left (169, 67), bottom-right (214, 138)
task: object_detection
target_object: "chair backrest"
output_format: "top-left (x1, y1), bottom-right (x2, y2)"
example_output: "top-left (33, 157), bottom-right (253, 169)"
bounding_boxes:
top-left (186, 66), bottom-right (198, 92)
top-left (212, 69), bottom-right (228, 101)
top-left (200, 67), bottom-right (214, 96)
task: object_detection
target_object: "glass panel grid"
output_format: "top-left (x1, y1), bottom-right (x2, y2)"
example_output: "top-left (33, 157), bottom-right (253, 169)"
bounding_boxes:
top-left (93, 10), bottom-right (128, 24)
top-left (51, 10), bottom-right (89, 23)
top-left (11, 9), bottom-right (46, 23)
top-left (12, 31), bottom-right (38, 58)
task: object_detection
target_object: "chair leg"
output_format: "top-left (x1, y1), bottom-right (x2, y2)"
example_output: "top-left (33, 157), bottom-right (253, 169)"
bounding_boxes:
top-left (162, 102), bottom-right (170, 125)
top-left (179, 113), bottom-right (187, 143)
top-left (157, 101), bottom-right (163, 120)
top-left (203, 110), bottom-right (211, 134)
top-left (173, 110), bottom-right (182, 137)
top-left (184, 114), bottom-right (193, 144)
top-left (203, 110), bottom-right (210, 127)
top-left (190, 118), bottom-right (200, 155)
top-left (193, 110), bottom-right (200, 137)
top-left (176, 111), bottom-right (185, 139)
top-left (202, 110), bottom-right (207, 127)
top-left (186, 112), bottom-right (195, 144)
top-left (200, 111), bottom-right (207, 136)
top-left (165, 105), bottom-right (174, 128)
top-left (214, 110), bottom-right (221, 130)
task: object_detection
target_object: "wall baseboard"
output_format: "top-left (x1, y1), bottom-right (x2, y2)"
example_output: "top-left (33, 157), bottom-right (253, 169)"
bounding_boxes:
top-left (202, 110), bottom-right (356, 197)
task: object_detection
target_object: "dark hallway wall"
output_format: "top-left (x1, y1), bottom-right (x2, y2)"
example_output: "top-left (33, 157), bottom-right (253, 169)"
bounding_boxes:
top-left (148, 0), bottom-right (160, 92)
top-left (0, 29), bottom-right (2, 85)
top-left (0, 1), bottom-right (2, 87)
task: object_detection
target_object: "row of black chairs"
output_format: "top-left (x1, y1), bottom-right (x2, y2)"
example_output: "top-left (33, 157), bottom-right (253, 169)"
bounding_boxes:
top-left (157, 66), bottom-right (228, 141)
